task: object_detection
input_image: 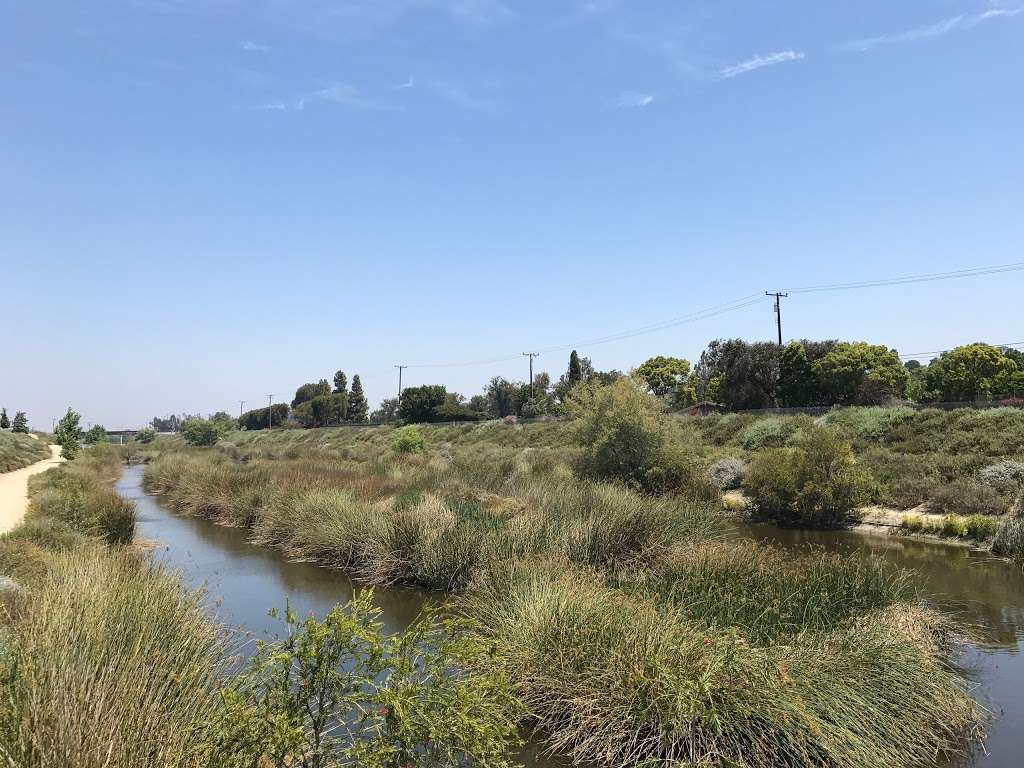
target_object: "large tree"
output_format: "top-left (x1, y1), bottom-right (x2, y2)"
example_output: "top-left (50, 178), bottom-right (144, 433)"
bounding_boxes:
top-left (485, 377), bottom-right (520, 418)
top-left (568, 350), bottom-right (582, 387)
top-left (923, 343), bottom-right (1020, 401)
top-left (635, 356), bottom-right (691, 399)
top-left (694, 339), bottom-right (780, 410)
top-left (292, 380), bottom-right (332, 409)
top-left (54, 408), bottom-right (83, 459)
top-left (348, 375), bottom-right (369, 423)
top-left (333, 370), bottom-right (347, 394)
top-left (11, 411), bottom-right (28, 433)
top-left (398, 385), bottom-right (448, 424)
top-left (0, 408), bottom-right (8, 430)
top-left (370, 397), bottom-right (400, 424)
top-left (813, 342), bottom-right (908, 405)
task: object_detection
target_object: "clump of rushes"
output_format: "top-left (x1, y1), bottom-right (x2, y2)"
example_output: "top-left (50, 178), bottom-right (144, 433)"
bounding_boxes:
top-left (143, 450), bottom-right (722, 592)
top-left (459, 560), bottom-right (979, 768)
top-left (0, 549), bottom-right (224, 768)
top-left (613, 539), bottom-right (915, 644)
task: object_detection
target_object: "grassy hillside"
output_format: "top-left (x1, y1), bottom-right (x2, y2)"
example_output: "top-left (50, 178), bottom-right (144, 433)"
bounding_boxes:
top-left (219, 404), bottom-right (1024, 517)
top-left (0, 432), bottom-right (49, 473)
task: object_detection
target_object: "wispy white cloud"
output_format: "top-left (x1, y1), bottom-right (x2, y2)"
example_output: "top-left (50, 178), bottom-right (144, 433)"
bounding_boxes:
top-left (253, 83), bottom-right (389, 112)
top-left (613, 90), bottom-right (654, 108)
top-left (240, 40), bottom-right (270, 52)
top-left (841, 7), bottom-right (1022, 52)
top-left (719, 50), bottom-right (804, 79)
top-left (395, 76), bottom-right (416, 89)
top-left (429, 80), bottom-right (498, 113)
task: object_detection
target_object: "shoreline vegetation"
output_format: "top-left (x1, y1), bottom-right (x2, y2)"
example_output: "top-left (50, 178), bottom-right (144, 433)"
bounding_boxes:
top-left (135, 380), bottom-right (991, 767)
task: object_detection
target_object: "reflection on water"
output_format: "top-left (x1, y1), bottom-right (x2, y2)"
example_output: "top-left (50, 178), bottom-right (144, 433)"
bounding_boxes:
top-left (119, 466), bottom-right (1024, 768)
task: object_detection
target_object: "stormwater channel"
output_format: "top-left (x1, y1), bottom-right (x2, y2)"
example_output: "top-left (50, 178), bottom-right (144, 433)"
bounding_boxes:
top-left (118, 464), bottom-right (1024, 768)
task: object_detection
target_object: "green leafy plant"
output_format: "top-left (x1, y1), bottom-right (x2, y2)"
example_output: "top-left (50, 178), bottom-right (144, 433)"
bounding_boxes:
top-left (54, 408), bottom-right (82, 459)
top-left (746, 426), bottom-right (871, 527)
top-left (181, 419), bottom-right (221, 447)
top-left (136, 427), bottom-right (156, 444)
top-left (392, 425), bottom-right (426, 454)
top-left (210, 593), bottom-right (523, 768)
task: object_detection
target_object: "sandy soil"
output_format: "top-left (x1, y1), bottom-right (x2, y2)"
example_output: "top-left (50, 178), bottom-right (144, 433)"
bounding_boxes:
top-left (0, 445), bottom-right (64, 534)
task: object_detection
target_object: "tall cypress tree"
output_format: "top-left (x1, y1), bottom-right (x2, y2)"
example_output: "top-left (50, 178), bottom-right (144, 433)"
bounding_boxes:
top-left (0, 408), bottom-right (8, 429)
top-left (568, 350), bottom-right (582, 386)
top-left (348, 375), bottom-right (369, 423)
top-left (333, 370), bottom-right (347, 394)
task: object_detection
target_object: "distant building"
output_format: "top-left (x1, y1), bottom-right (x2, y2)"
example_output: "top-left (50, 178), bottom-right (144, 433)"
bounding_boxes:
top-left (684, 401), bottom-right (726, 417)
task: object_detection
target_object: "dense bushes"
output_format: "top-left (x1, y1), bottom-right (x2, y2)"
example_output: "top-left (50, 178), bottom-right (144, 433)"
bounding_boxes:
top-left (567, 378), bottom-right (710, 497)
top-left (25, 446), bottom-right (134, 544)
top-left (992, 516), bottom-right (1024, 560)
top-left (392, 425), bottom-right (426, 454)
top-left (746, 427), bottom-right (870, 527)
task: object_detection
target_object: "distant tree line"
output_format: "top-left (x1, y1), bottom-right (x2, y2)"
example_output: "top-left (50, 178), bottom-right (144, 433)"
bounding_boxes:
top-left (632, 340), bottom-right (1024, 411)
top-left (149, 340), bottom-right (1024, 437)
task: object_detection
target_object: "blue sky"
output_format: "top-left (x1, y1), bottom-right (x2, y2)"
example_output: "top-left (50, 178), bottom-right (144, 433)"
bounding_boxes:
top-left (2, 0), bottom-right (1022, 429)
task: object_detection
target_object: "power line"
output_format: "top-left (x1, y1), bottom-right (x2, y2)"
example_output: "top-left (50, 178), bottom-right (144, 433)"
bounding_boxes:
top-left (777, 261), bottom-right (1024, 294)
top-left (899, 341), bottom-right (1024, 360)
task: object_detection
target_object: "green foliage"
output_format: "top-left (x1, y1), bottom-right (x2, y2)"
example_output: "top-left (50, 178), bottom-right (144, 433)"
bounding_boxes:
top-left (181, 418), bottom-right (220, 447)
top-left (333, 369), bottom-right (348, 394)
top-left (738, 416), bottom-right (799, 449)
top-left (292, 379), bottom-right (332, 409)
top-left (84, 425), bottom-right (108, 445)
top-left (978, 460), bottom-right (1024, 491)
top-left (398, 385), bottom-right (449, 423)
top-left (392, 425), bottom-right (426, 454)
top-left (348, 375), bottom-right (369, 423)
top-left (635, 356), bottom-right (691, 398)
top-left (825, 405), bottom-right (916, 444)
top-left (567, 378), bottom-right (709, 496)
top-left (746, 427), bottom-right (871, 527)
top-left (210, 594), bottom-right (523, 768)
top-left (0, 408), bottom-right (8, 429)
top-left (924, 343), bottom-right (1020, 401)
top-left (777, 341), bottom-right (816, 407)
top-left (813, 342), bottom-right (909, 405)
top-left (54, 408), bottom-right (82, 460)
top-left (694, 339), bottom-right (780, 409)
top-left (370, 397), bottom-right (400, 424)
top-left (11, 411), bottom-right (29, 434)
top-left (239, 404), bottom-right (289, 431)
top-left (136, 427), bottom-right (156, 444)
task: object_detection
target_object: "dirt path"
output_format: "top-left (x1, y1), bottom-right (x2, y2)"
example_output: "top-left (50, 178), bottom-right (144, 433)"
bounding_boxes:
top-left (0, 445), bottom-right (64, 534)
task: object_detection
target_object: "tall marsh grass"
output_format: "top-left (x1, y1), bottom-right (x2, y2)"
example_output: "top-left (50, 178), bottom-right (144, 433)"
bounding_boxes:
top-left (460, 560), bottom-right (977, 768)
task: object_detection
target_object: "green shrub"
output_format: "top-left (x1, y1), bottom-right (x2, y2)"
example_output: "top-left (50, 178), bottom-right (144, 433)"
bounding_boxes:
top-left (826, 406), bottom-right (916, 444)
top-left (568, 379), bottom-right (709, 496)
top-left (392, 425), bottom-right (426, 454)
top-left (181, 419), bottom-right (220, 447)
top-left (738, 417), bottom-right (797, 449)
top-left (212, 592), bottom-right (524, 768)
top-left (940, 515), bottom-right (968, 538)
top-left (978, 460), bottom-right (1024, 491)
top-left (964, 514), bottom-right (1000, 541)
top-left (927, 479), bottom-right (1011, 516)
top-left (902, 514), bottom-right (925, 533)
top-left (746, 427), bottom-right (871, 528)
top-left (135, 427), bottom-right (156, 444)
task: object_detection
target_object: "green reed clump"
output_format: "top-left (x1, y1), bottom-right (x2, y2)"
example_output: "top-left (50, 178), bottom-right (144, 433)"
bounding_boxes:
top-left (459, 561), bottom-right (978, 768)
top-left (0, 548), bottom-right (224, 768)
top-left (24, 446), bottom-right (134, 544)
top-left (143, 448), bottom-right (721, 592)
top-left (614, 539), bottom-right (914, 644)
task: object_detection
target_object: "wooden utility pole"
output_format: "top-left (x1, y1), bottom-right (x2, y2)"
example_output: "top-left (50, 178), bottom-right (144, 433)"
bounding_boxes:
top-left (523, 352), bottom-right (540, 398)
top-left (765, 292), bottom-right (788, 345)
top-left (395, 365), bottom-right (407, 403)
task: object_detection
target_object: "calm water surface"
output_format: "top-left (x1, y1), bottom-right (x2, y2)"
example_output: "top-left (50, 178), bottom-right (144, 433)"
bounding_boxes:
top-left (118, 465), bottom-right (1024, 768)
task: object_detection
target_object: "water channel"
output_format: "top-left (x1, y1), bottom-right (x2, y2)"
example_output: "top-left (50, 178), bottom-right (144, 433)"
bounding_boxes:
top-left (118, 464), bottom-right (1024, 768)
